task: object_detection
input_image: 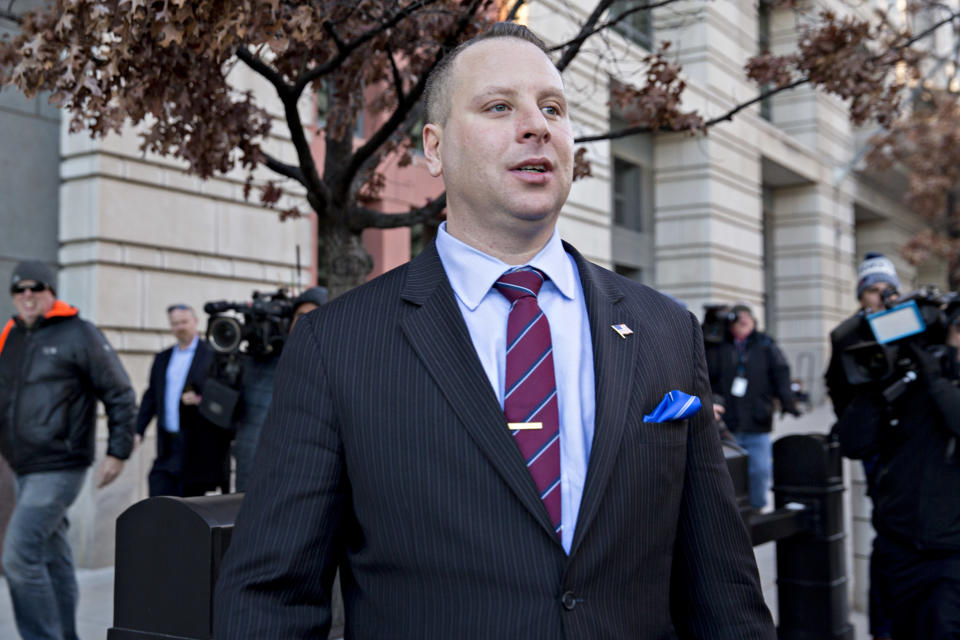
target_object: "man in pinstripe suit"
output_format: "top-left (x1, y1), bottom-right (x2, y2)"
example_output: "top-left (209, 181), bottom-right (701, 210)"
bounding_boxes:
top-left (215, 22), bottom-right (775, 639)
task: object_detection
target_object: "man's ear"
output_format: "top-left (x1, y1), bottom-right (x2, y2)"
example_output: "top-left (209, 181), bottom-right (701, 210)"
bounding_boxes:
top-left (423, 123), bottom-right (442, 177)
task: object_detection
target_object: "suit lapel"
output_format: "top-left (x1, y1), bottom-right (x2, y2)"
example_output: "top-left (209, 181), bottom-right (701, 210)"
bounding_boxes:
top-left (399, 243), bottom-right (560, 541)
top-left (566, 246), bottom-right (642, 557)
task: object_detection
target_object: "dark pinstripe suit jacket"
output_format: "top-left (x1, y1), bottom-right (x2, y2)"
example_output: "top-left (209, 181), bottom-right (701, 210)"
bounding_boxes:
top-left (213, 241), bottom-right (775, 639)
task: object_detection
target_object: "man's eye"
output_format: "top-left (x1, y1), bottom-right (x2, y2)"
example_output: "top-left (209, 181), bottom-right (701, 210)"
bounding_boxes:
top-left (490, 103), bottom-right (508, 113)
top-left (542, 106), bottom-right (559, 116)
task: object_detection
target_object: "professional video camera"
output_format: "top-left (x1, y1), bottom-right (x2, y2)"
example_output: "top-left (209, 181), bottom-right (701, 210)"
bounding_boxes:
top-left (199, 289), bottom-right (294, 429)
top-left (204, 289), bottom-right (294, 358)
top-left (841, 286), bottom-right (960, 401)
top-left (702, 304), bottom-right (736, 345)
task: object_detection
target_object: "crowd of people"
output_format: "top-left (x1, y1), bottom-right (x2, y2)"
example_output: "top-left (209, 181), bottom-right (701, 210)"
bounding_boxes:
top-left (1, 20), bottom-right (958, 640)
top-left (0, 258), bottom-right (326, 639)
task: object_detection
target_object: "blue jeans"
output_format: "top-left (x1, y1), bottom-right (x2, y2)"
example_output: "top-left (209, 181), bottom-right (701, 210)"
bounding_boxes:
top-left (732, 431), bottom-right (771, 510)
top-left (2, 468), bottom-right (86, 640)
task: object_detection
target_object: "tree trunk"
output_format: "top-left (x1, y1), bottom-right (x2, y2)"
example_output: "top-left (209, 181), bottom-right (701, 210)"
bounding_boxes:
top-left (324, 224), bottom-right (374, 299)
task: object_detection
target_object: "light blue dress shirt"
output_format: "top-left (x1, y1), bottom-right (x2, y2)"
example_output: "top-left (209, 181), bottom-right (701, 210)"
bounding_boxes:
top-left (163, 336), bottom-right (198, 433)
top-left (435, 223), bottom-right (596, 553)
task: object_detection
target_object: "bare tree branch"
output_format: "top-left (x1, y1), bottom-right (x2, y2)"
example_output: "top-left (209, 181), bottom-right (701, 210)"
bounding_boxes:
top-left (237, 47), bottom-right (330, 213)
top-left (261, 150), bottom-right (307, 186)
top-left (575, 8), bottom-right (960, 144)
top-left (295, 0), bottom-right (442, 95)
top-left (0, 7), bottom-right (21, 24)
top-left (386, 43), bottom-right (406, 103)
top-left (504, 0), bottom-right (525, 22)
top-left (323, 20), bottom-right (348, 53)
top-left (340, 0), bottom-right (484, 198)
top-left (236, 46), bottom-right (294, 98)
top-left (352, 193), bottom-right (447, 230)
top-left (554, 0), bottom-right (682, 72)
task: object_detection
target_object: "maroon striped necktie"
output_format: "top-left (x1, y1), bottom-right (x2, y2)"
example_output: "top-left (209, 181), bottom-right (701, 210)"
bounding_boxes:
top-left (494, 267), bottom-right (562, 536)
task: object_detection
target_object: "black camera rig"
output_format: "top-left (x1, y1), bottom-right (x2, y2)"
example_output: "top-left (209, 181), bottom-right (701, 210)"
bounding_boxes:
top-left (841, 286), bottom-right (960, 402)
top-left (198, 289), bottom-right (294, 429)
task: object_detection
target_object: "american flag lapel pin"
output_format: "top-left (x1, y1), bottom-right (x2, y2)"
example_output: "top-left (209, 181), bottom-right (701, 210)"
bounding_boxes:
top-left (611, 323), bottom-right (633, 339)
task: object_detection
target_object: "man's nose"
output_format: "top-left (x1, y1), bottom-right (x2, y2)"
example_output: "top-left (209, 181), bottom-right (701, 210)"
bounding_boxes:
top-left (517, 106), bottom-right (550, 143)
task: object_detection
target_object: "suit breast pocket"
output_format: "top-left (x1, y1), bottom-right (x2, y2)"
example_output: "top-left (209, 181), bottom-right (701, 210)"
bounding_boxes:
top-left (631, 419), bottom-right (688, 446)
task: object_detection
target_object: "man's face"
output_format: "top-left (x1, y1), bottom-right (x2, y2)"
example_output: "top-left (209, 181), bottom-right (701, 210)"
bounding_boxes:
top-left (730, 311), bottom-right (755, 340)
top-left (11, 280), bottom-right (55, 327)
top-left (859, 282), bottom-right (896, 313)
top-left (169, 308), bottom-right (198, 345)
top-left (423, 38), bottom-right (574, 242)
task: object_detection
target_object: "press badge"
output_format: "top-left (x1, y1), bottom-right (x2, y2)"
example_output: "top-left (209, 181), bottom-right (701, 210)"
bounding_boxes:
top-left (731, 376), bottom-right (748, 397)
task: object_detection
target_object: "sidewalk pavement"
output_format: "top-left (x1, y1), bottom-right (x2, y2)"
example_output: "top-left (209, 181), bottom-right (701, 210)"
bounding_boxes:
top-left (0, 403), bottom-right (870, 640)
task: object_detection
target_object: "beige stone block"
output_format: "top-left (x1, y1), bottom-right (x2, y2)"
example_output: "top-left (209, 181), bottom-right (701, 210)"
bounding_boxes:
top-left (124, 158), bottom-right (168, 187)
top-left (233, 260), bottom-right (266, 282)
top-left (198, 175), bottom-right (239, 200)
top-left (58, 264), bottom-right (98, 322)
top-left (165, 169), bottom-right (205, 194)
top-left (122, 246), bottom-right (163, 268)
top-left (200, 256), bottom-right (234, 278)
top-left (94, 265), bottom-right (144, 328)
top-left (217, 204), bottom-right (313, 263)
top-left (59, 180), bottom-right (101, 241)
top-left (98, 180), bottom-right (218, 252)
top-left (60, 153), bottom-right (101, 181)
top-left (124, 331), bottom-right (168, 355)
top-left (558, 216), bottom-right (610, 262)
top-left (60, 241), bottom-right (100, 266)
top-left (101, 329), bottom-right (124, 350)
top-left (163, 251), bottom-right (200, 273)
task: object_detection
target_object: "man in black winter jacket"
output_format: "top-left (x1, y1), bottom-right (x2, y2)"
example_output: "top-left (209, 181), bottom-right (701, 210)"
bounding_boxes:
top-left (707, 305), bottom-right (799, 510)
top-left (835, 314), bottom-right (960, 640)
top-left (825, 251), bottom-right (900, 640)
top-left (0, 260), bottom-right (136, 640)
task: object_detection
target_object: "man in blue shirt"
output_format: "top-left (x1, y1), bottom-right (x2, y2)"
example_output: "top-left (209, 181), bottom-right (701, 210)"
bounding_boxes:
top-left (216, 22), bottom-right (774, 639)
top-left (136, 304), bottom-right (230, 496)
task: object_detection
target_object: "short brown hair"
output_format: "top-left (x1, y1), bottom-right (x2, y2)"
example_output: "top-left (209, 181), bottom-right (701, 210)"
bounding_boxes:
top-left (423, 22), bottom-right (551, 125)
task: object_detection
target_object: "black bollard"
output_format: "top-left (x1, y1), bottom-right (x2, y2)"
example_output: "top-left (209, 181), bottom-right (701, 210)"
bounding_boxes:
top-left (108, 495), bottom-right (242, 640)
top-left (107, 494), bottom-right (344, 639)
top-left (772, 434), bottom-right (853, 640)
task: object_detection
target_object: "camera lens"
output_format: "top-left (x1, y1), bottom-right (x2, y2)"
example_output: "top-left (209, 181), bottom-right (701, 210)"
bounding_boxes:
top-left (208, 316), bottom-right (242, 353)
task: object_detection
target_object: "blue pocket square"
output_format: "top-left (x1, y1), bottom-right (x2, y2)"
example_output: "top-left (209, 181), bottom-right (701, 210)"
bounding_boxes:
top-left (642, 390), bottom-right (702, 423)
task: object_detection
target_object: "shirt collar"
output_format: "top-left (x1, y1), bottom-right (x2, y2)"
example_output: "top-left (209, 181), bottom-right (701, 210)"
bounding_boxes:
top-left (175, 335), bottom-right (199, 353)
top-left (435, 222), bottom-right (576, 311)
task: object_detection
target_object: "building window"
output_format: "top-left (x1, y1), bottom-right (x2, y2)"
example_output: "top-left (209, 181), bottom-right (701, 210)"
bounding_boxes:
top-left (612, 156), bottom-right (646, 232)
top-left (610, 0), bottom-right (652, 49)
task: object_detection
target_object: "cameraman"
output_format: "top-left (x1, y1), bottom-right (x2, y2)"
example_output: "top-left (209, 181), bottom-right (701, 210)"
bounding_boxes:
top-left (835, 309), bottom-right (960, 639)
top-left (826, 252), bottom-right (900, 417)
top-left (825, 252), bottom-right (899, 640)
top-left (232, 286), bottom-right (327, 491)
top-left (708, 304), bottom-right (800, 512)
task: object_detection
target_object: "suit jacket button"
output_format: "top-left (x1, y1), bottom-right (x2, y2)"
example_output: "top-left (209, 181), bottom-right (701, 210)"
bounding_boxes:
top-left (561, 590), bottom-right (577, 611)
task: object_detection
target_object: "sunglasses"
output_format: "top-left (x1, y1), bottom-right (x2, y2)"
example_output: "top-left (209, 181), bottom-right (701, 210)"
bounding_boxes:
top-left (11, 283), bottom-right (49, 295)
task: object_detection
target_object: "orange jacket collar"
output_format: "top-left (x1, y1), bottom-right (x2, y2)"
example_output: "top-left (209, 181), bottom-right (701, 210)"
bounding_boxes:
top-left (0, 300), bottom-right (78, 356)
